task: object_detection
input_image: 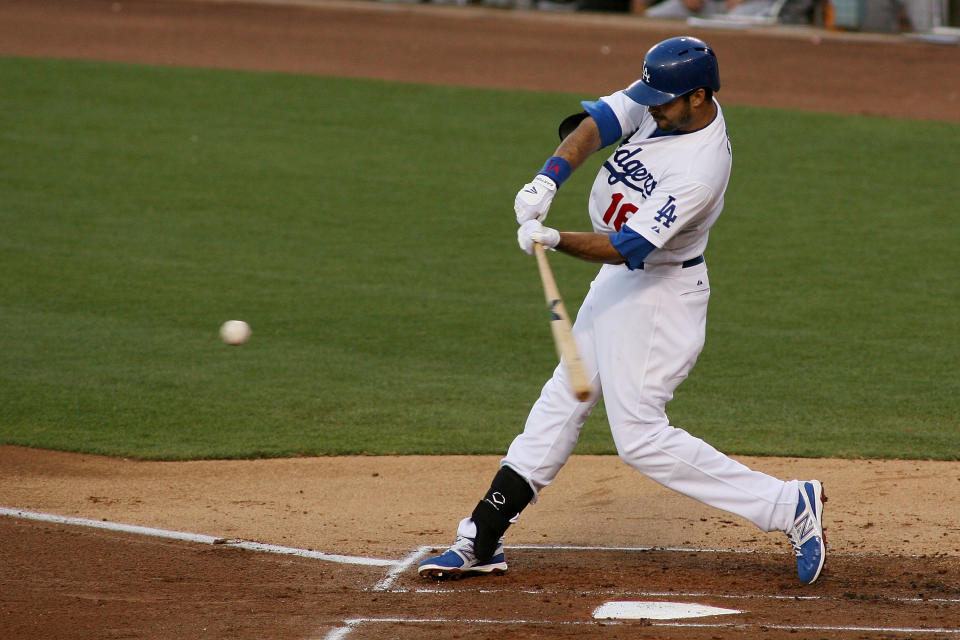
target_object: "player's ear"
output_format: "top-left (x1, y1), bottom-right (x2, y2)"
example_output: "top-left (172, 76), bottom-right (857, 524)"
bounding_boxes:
top-left (688, 88), bottom-right (707, 108)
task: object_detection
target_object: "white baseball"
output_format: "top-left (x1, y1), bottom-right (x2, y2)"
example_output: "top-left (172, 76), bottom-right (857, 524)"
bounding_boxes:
top-left (220, 320), bottom-right (251, 345)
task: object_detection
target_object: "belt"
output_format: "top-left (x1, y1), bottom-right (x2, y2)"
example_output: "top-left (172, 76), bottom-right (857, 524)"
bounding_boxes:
top-left (638, 255), bottom-right (704, 270)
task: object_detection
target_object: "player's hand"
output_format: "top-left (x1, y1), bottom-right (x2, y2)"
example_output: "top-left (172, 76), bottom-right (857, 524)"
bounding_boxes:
top-left (515, 175), bottom-right (557, 224)
top-left (517, 220), bottom-right (560, 255)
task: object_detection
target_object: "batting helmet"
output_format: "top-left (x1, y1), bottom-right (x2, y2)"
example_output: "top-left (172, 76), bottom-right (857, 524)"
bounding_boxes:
top-left (624, 36), bottom-right (720, 107)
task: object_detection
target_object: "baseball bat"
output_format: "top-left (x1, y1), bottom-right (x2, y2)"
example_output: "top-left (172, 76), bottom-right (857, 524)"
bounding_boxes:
top-left (533, 243), bottom-right (591, 402)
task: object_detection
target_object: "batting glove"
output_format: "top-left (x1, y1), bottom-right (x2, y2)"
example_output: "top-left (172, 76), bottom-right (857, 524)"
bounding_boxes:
top-left (514, 175), bottom-right (558, 224)
top-left (517, 219), bottom-right (561, 255)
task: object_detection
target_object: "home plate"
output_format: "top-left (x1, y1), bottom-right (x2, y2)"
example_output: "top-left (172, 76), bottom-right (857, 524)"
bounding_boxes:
top-left (593, 601), bottom-right (742, 620)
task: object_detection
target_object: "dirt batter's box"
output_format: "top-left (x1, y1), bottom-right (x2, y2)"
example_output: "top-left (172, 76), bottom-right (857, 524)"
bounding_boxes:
top-left (327, 545), bottom-right (960, 639)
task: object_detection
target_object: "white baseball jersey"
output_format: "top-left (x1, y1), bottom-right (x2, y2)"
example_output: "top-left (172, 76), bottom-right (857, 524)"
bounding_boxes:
top-left (587, 91), bottom-right (732, 265)
top-left (501, 92), bottom-right (800, 536)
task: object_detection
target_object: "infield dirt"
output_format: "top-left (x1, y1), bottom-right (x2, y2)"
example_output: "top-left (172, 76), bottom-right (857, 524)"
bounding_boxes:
top-left (1, 1), bottom-right (958, 638)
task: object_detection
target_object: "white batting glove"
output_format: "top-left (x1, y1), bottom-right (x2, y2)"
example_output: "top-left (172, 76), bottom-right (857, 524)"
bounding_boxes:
top-left (514, 174), bottom-right (558, 224)
top-left (517, 219), bottom-right (561, 255)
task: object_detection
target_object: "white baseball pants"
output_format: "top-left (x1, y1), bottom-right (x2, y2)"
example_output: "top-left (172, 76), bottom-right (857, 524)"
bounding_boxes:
top-left (503, 262), bottom-right (798, 533)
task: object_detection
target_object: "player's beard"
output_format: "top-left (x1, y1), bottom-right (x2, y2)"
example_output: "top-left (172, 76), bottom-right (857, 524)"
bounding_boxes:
top-left (650, 100), bottom-right (694, 133)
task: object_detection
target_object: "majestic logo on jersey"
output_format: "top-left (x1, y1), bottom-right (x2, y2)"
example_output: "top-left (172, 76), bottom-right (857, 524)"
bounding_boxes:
top-left (650, 196), bottom-right (678, 234)
top-left (602, 147), bottom-right (658, 198)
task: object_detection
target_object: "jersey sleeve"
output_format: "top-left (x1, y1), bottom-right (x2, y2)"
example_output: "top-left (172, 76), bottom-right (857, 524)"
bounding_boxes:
top-left (581, 90), bottom-right (651, 149)
top-left (623, 181), bottom-right (714, 248)
top-left (609, 225), bottom-right (657, 270)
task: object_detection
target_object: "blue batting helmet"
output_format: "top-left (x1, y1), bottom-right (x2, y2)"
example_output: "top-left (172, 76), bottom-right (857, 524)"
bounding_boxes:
top-left (624, 36), bottom-right (720, 106)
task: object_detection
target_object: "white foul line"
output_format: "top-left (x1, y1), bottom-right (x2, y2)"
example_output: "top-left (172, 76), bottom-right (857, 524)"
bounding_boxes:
top-left (8, 513), bottom-right (956, 638)
top-left (342, 617), bottom-right (619, 626)
top-left (508, 543), bottom-right (900, 558)
top-left (371, 545), bottom-right (433, 592)
top-left (322, 622), bottom-right (358, 640)
top-left (390, 586), bottom-right (960, 605)
top-left (0, 507), bottom-right (396, 567)
top-left (326, 617), bottom-right (960, 635)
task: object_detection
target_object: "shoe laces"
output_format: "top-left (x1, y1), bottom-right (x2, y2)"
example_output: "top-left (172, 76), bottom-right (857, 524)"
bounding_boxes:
top-left (449, 535), bottom-right (477, 562)
top-left (788, 509), bottom-right (818, 557)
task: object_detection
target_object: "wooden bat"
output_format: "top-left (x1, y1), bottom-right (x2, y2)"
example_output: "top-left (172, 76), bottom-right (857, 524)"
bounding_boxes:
top-left (533, 243), bottom-right (591, 402)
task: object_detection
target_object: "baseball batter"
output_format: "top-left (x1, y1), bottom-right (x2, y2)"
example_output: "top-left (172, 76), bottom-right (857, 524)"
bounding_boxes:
top-left (419, 37), bottom-right (827, 585)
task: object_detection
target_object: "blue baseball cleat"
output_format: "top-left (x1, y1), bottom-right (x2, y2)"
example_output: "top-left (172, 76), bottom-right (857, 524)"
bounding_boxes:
top-left (418, 535), bottom-right (508, 580)
top-left (789, 480), bottom-right (827, 584)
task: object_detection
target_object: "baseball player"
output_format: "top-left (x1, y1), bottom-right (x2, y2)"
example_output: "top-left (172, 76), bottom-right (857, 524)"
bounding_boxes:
top-left (419, 36), bottom-right (827, 584)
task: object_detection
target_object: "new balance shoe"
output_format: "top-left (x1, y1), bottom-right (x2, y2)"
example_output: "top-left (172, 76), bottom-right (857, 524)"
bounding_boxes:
top-left (418, 535), bottom-right (507, 580)
top-left (788, 479), bottom-right (827, 584)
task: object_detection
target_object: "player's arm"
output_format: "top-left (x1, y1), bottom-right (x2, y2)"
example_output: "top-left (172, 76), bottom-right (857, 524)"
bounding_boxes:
top-left (514, 91), bottom-right (646, 225)
top-left (514, 117), bottom-right (602, 225)
top-left (553, 116), bottom-right (603, 172)
top-left (554, 232), bottom-right (623, 264)
top-left (518, 222), bottom-right (656, 267)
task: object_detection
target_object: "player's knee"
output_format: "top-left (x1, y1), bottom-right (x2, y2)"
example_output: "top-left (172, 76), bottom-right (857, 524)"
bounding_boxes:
top-left (612, 418), bottom-right (672, 462)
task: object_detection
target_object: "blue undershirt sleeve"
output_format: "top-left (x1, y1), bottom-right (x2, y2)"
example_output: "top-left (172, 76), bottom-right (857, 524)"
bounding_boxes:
top-left (609, 225), bottom-right (656, 270)
top-left (581, 99), bottom-right (622, 149)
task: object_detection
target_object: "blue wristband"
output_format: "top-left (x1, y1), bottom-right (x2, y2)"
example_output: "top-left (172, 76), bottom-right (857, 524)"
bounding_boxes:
top-left (538, 156), bottom-right (572, 186)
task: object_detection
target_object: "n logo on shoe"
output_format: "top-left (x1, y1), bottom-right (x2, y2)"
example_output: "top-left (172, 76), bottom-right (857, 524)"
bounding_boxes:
top-left (793, 514), bottom-right (816, 543)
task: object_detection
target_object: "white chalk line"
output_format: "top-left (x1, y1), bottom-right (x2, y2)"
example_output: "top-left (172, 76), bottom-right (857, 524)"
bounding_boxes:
top-left (371, 545), bottom-right (432, 592)
top-left (339, 617), bottom-right (622, 627)
top-left (332, 543), bottom-right (960, 638)
top-left (0, 507), bottom-right (395, 567)
top-left (8, 510), bottom-right (955, 638)
top-left (321, 621), bottom-right (358, 640)
top-left (389, 586), bottom-right (960, 605)
top-left (323, 616), bottom-right (960, 635)
top-left (321, 616), bottom-right (622, 638)
top-left (508, 543), bottom-right (939, 558)
top-left (320, 617), bottom-right (624, 640)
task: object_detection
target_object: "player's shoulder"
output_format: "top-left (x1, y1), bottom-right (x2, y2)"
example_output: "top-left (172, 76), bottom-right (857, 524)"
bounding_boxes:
top-left (667, 107), bottom-right (731, 186)
top-left (601, 89), bottom-right (652, 129)
top-left (692, 101), bottom-right (731, 158)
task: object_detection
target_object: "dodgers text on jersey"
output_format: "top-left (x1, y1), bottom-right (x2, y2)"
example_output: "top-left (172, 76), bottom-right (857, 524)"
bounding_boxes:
top-left (602, 146), bottom-right (658, 198)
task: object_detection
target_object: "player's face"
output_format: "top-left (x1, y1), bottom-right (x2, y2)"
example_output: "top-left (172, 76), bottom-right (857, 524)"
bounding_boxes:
top-left (648, 94), bottom-right (695, 132)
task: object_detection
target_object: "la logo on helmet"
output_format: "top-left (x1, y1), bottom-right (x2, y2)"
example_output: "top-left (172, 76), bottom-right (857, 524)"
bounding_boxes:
top-left (642, 65), bottom-right (651, 83)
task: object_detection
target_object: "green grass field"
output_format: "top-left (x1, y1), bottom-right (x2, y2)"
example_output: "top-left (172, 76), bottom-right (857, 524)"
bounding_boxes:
top-left (1, 56), bottom-right (957, 460)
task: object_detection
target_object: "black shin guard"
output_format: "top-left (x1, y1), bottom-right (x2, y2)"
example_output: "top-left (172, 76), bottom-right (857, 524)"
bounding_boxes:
top-left (470, 466), bottom-right (534, 561)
